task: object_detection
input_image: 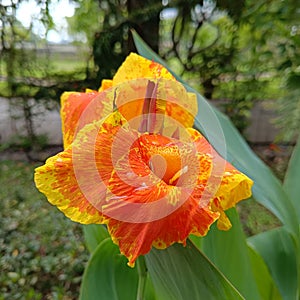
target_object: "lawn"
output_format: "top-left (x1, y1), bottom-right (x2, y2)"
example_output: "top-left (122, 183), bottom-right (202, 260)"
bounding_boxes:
top-left (0, 158), bottom-right (281, 299)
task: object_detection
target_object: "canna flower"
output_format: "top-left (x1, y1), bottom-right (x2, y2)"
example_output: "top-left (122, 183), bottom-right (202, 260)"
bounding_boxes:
top-left (34, 53), bottom-right (253, 266)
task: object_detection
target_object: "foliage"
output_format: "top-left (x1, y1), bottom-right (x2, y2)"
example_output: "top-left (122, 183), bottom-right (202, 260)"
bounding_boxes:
top-left (0, 1), bottom-right (93, 152)
top-left (67, 0), bottom-right (104, 46)
top-left (240, 0), bottom-right (300, 139)
top-left (66, 0), bottom-right (124, 83)
top-left (272, 26), bottom-right (300, 142)
top-left (158, 0), bottom-right (299, 134)
top-left (68, 0), bottom-right (163, 87)
top-left (0, 160), bottom-right (89, 299)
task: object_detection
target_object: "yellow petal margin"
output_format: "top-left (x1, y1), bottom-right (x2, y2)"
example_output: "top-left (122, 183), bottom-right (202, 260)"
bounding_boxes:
top-left (213, 162), bottom-right (253, 230)
top-left (112, 53), bottom-right (174, 85)
top-left (34, 148), bottom-right (104, 224)
top-left (187, 127), bottom-right (253, 230)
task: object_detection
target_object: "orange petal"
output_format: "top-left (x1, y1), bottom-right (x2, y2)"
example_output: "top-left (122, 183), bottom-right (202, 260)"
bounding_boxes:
top-left (113, 54), bottom-right (197, 130)
top-left (61, 91), bottom-right (99, 148)
top-left (102, 132), bottom-right (219, 266)
top-left (165, 88), bottom-right (198, 128)
top-left (107, 198), bottom-right (218, 267)
top-left (60, 90), bottom-right (114, 148)
top-left (107, 163), bottom-right (218, 266)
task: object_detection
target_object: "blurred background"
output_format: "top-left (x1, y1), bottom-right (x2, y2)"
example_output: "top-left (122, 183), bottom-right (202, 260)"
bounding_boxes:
top-left (0, 0), bottom-right (299, 298)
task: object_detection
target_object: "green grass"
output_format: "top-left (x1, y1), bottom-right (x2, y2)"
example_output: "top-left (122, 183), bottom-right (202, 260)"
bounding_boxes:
top-left (238, 198), bottom-right (281, 236)
top-left (0, 159), bottom-right (281, 299)
top-left (0, 48), bottom-right (89, 78)
top-left (0, 160), bottom-right (89, 299)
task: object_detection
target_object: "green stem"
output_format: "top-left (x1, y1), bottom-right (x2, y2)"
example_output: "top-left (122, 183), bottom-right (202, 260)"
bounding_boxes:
top-left (136, 255), bottom-right (147, 300)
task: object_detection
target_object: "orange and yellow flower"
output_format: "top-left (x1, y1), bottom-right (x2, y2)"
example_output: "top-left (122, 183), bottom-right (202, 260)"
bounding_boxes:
top-left (34, 53), bottom-right (253, 266)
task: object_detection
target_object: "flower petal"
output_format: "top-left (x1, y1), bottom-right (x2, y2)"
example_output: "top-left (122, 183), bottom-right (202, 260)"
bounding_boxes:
top-left (211, 198), bottom-right (233, 230)
top-left (34, 111), bottom-right (126, 224)
top-left (165, 88), bottom-right (198, 128)
top-left (112, 53), bottom-right (174, 85)
top-left (60, 90), bottom-right (114, 148)
top-left (113, 55), bottom-right (197, 129)
top-left (187, 127), bottom-right (253, 230)
top-left (34, 148), bottom-right (104, 224)
top-left (107, 200), bottom-right (218, 267)
top-left (99, 79), bottom-right (113, 91)
top-left (215, 162), bottom-right (253, 210)
top-left (114, 78), bottom-right (197, 132)
top-left (102, 132), bottom-right (219, 266)
top-left (61, 91), bottom-right (98, 148)
top-left (213, 162), bottom-right (253, 230)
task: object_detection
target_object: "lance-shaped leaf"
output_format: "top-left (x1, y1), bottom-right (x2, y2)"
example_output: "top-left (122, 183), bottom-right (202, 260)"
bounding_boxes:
top-left (80, 238), bottom-right (139, 300)
top-left (248, 227), bottom-right (298, 300)
top-left (284, 135), bottom-right (300, 222)
top-left (83, 224), bottom-right (109, 253)
top-left (145, 239), bottom-right (244, 300)
top-left (202, 208), bottom-right (279, 299)
top-left (247, 246), bottom-right (282, 300)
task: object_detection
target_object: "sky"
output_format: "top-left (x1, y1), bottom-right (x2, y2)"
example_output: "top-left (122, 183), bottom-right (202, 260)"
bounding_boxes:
top-left (15, 0), bottom-right (76, 43)
top-left (12, 0), bottom-right (176, 43)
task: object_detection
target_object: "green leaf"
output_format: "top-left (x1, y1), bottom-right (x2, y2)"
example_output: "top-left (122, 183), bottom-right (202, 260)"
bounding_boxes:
top-left (132, 29), bottom-right (298, 235)
top-left (284, 135), bottom-right (300, 221)
top-left (136, 256), bottom-right (158, 300)
top-left (201, 208), bottom-right (261, 299)
top-left (248, 227), bottom-right (298, 300)
top-left (145, 239), bottom-right (244, 300)
top-left (83, 224), bottom-right (110, 253)
top-left (79, 238), bottom-right (139, 300)
top-left (247, 244), bottom-right (282, 300)
top-left (282, 135), bottom-right (300, 294)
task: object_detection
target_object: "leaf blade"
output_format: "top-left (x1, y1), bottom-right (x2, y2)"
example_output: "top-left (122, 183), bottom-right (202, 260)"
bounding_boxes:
top-left (201, 208), bottom-right (261, 299)
top-left (248, 227), bottom-right (298, 300)
top-left (284, 135), bottom-right (300, 221)
top-left (247, 246), bottom-right (282, 300)
top-left (145, 239), bottom-right (244, 300)
top-left (79, 238), bottom-right (139, 300)
top-left (83, 224), bottom-right (110, 253)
